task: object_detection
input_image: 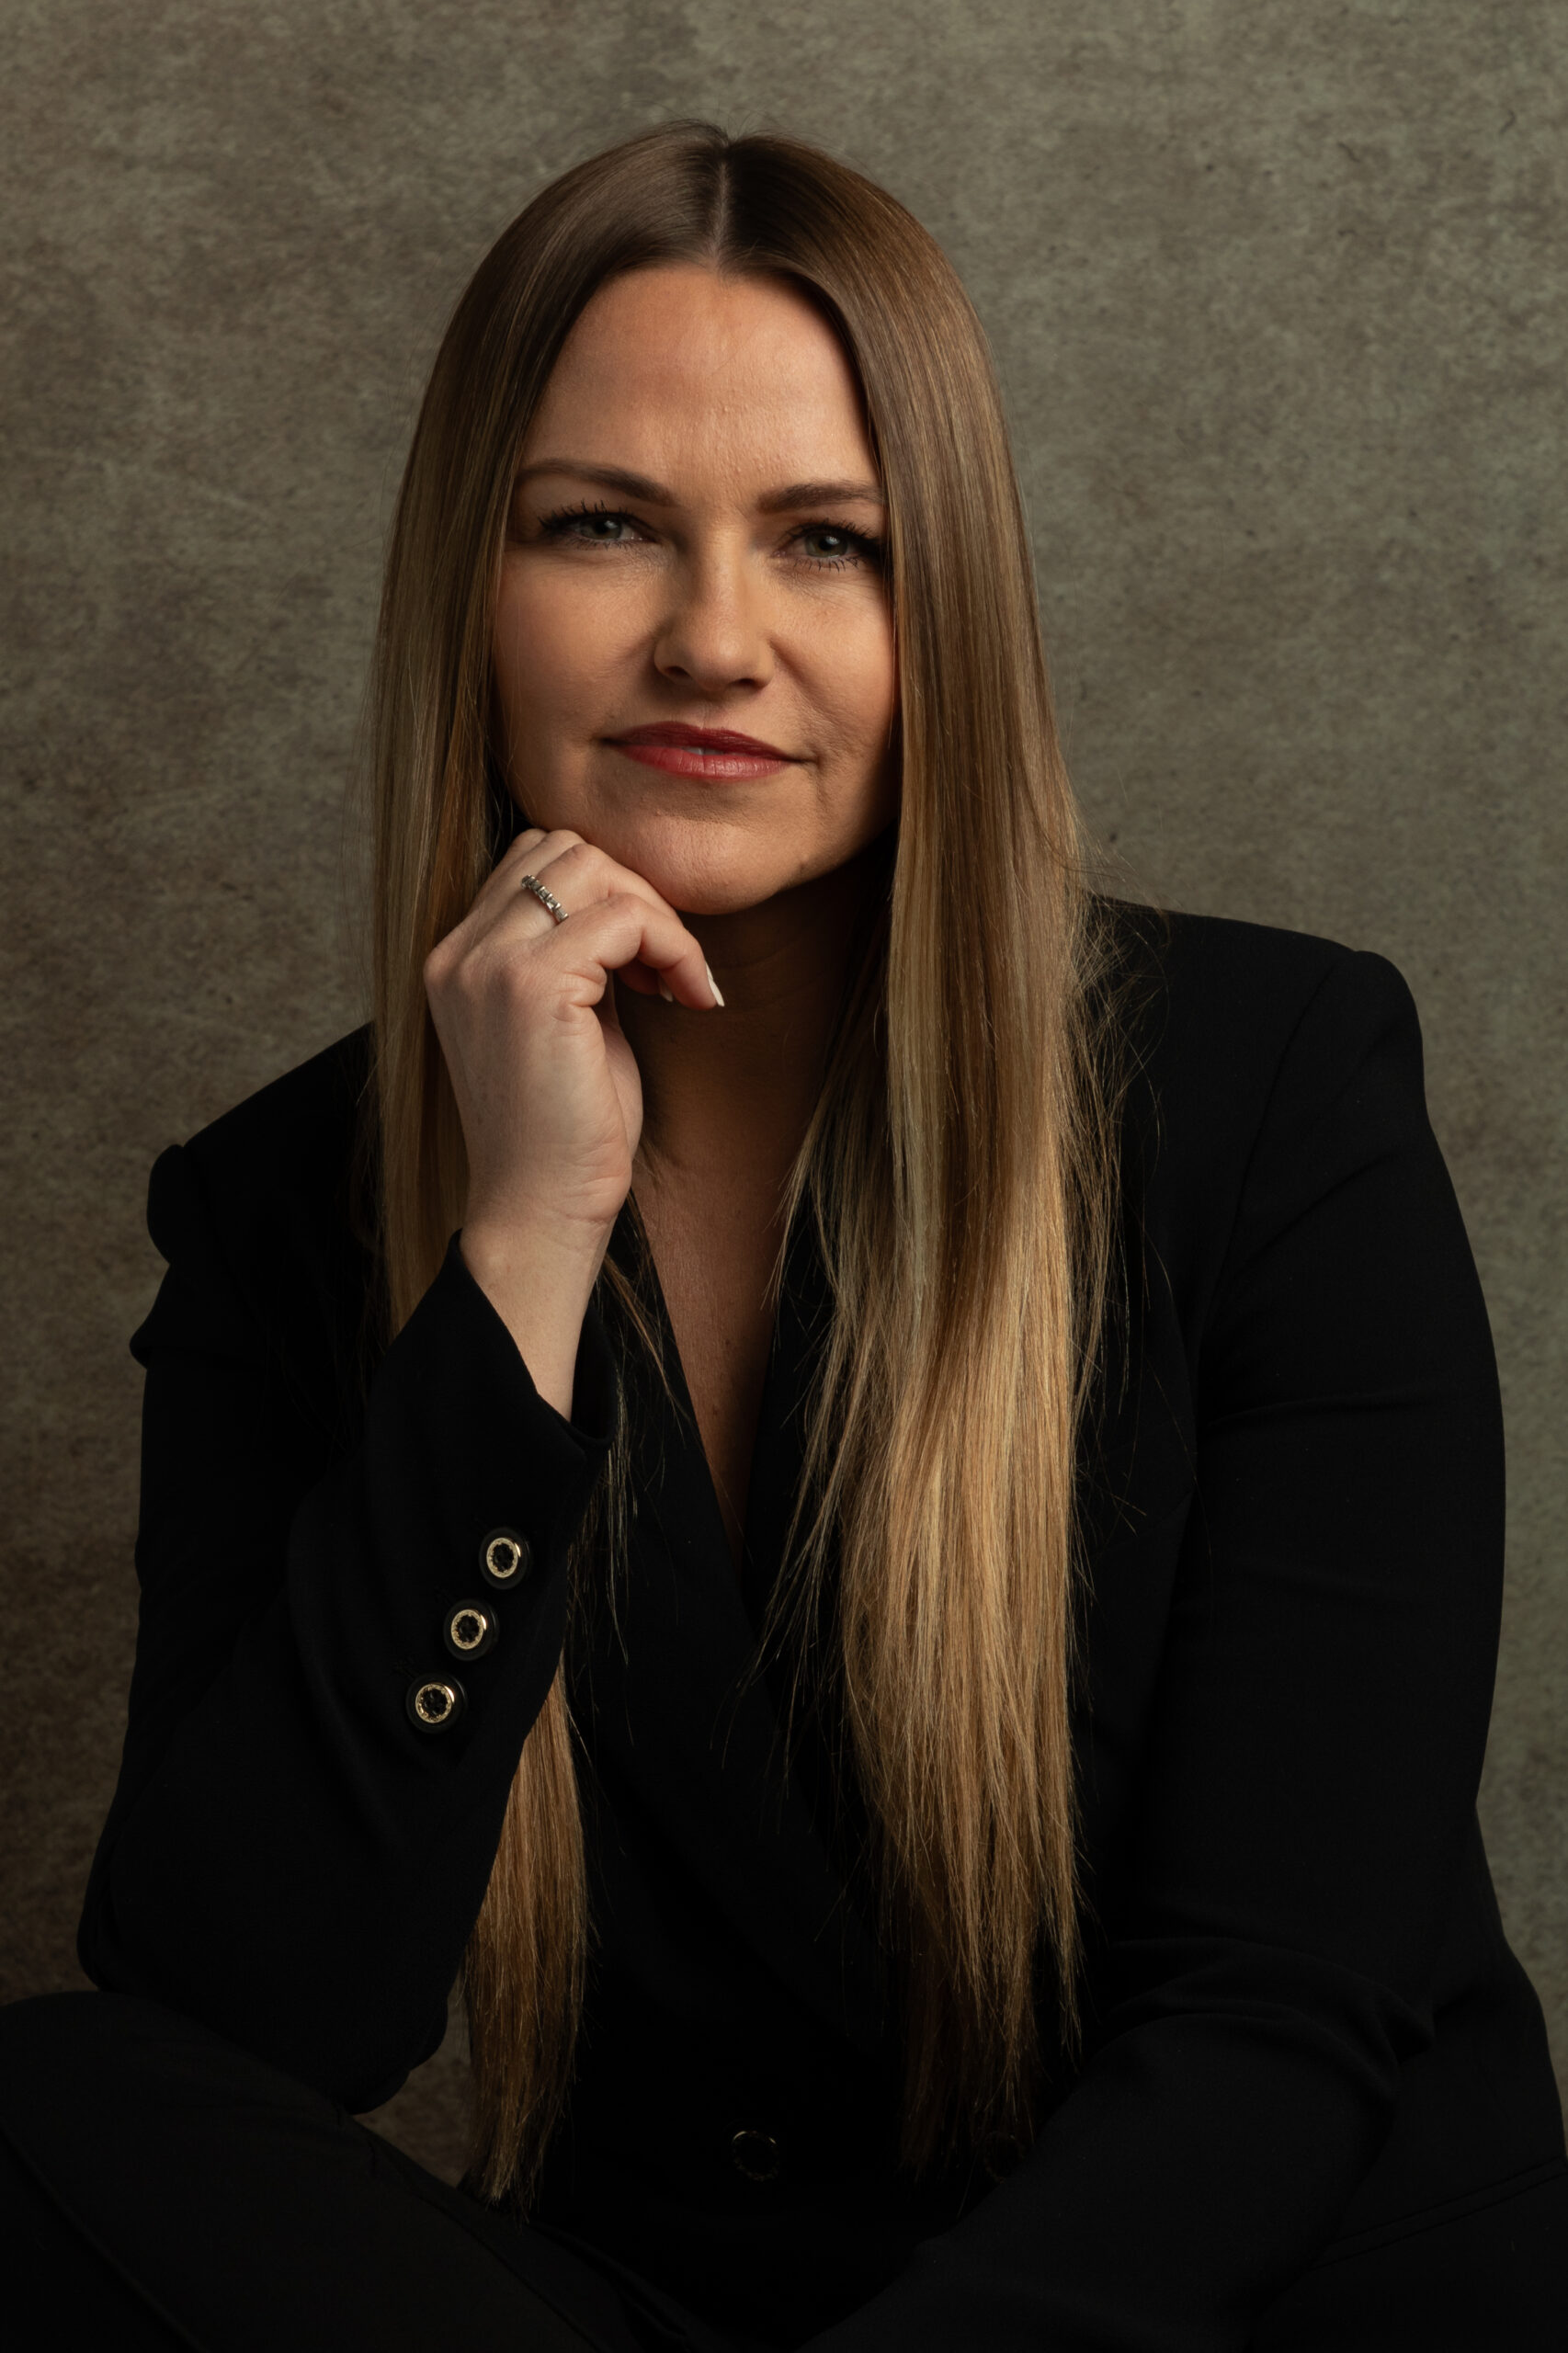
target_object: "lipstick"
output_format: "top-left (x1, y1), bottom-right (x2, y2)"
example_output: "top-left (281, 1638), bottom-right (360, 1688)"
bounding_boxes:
top-left (606, 721), bottom-right (798, 781)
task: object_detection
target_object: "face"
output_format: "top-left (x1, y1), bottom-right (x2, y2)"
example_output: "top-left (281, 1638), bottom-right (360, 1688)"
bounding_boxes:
top-left (491, 264), bottom-right (899, 916)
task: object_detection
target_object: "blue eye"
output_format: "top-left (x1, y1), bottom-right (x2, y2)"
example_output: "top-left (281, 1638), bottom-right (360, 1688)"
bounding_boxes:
top-left (540, 503), bottom-right (638, 544)
top-left (795, 523), bottom-right (884, 570)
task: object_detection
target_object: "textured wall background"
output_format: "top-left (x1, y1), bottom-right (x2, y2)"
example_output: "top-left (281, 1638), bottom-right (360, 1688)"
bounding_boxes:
top-left (3, 1), bottom-right (1563, 2181)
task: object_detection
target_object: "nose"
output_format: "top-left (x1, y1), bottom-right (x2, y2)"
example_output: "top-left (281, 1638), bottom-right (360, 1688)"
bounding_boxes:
top-left (652, 540), bottom-right (774, 696)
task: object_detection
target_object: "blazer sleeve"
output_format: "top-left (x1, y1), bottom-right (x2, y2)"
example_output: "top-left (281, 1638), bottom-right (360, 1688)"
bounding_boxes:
top-left (807, 950), bottom-right (1506, 2350)
top-left (78, 1141), bottom-right (616, 2112)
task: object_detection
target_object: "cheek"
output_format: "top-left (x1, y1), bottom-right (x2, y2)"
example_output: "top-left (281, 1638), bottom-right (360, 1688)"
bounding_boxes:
top-left (492, 572), bottom-right (631, 747)
top-left (810, 601), bottom-right (898, 762)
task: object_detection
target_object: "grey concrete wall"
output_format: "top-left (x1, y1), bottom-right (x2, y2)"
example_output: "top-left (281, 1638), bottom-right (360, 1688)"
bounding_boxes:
top-left (3, 1), bottom-right (1562, 2182)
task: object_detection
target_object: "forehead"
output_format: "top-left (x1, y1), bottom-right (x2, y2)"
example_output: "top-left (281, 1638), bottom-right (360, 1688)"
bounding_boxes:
top-left (523, 265), bottom-right (876, 485)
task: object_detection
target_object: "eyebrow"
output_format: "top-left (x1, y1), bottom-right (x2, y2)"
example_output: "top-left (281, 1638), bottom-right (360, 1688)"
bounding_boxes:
top-left (515, 460), bottom-right (886, 512)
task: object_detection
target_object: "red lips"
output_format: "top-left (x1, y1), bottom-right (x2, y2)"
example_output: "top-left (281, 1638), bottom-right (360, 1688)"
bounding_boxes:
top-left (606, 720), bottom-right (798, 779)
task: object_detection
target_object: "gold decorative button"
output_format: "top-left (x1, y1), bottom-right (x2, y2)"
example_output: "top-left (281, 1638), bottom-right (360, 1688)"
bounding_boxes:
top-left (405, 1677), bottom-right (464, 1733)
top-left (479, 1529), bottom-right (531, 1589)
top-left (443, 1601), bottom-right (497, 1661)
top-left (730, 2129), bottom-right (781, 2183)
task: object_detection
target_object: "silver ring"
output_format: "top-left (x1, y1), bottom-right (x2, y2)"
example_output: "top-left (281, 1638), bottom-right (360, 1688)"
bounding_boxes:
top-left (519, 872), bottom-right (569, 925)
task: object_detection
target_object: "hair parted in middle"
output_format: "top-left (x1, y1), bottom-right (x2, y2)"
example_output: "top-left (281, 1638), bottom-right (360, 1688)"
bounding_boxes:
top-left (368, 119), bottom-right (1124, 2204)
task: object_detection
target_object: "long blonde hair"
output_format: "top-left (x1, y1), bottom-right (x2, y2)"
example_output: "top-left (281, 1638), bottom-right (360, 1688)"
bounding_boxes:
top-left (369, 123), bottom-right (1121, 2200)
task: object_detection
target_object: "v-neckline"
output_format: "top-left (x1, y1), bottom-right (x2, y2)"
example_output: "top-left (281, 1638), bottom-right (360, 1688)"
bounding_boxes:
top-left (584, 1204), bottom-right (887, 2055)
top-left (607, 1199), bottom-right (828, 1635)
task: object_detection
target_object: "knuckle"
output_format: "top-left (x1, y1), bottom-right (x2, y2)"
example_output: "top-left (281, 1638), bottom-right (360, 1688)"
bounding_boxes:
top-left (484, 945), bottom-right (534, 1004)
top-left (449, 961), bottom-right (485, 1013)
top-left (554, 838), bottom-right (602, 883)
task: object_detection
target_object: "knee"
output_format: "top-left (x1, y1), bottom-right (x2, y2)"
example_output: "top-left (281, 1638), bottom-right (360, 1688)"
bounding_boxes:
top-left (0, 1990), bottom-right (119, 2088)
top-left (0, 1989), bottom-right (342, 2167)
top-left (0, 2005), bottom-right (196, 2352)
top-left (1, 1986), bottom-right (167, 2061)
top-left (0, 1991), bottom-right (217, 2135)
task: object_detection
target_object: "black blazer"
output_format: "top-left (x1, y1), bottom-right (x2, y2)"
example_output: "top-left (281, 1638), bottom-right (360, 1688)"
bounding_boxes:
top-left (80, 910), bottom-right (1566, 2349)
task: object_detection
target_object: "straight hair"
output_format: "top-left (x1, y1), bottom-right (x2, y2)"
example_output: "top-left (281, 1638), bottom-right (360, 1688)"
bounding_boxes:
top-left (369, 121), bottom-right (1121, 2201)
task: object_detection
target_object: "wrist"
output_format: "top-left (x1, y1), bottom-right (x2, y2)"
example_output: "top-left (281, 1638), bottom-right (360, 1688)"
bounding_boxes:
top-left (460, 1209), bottom-right (610, 1295)
top-left (459, 1216), bottom-right (609, 1419)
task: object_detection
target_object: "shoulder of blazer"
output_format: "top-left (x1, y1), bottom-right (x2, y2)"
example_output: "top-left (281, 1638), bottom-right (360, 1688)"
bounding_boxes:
top-left (168, 1025), bottom-right (375, 1224)
top-left (1101, 898), bottom-right (1389, 1134)
top-left (134, 1027), bottom-right (380, 1440)
top-left (1096, 898), bottom-right (1423, 1306)
top-left (1100, 898), bottom-right (1367, 1061)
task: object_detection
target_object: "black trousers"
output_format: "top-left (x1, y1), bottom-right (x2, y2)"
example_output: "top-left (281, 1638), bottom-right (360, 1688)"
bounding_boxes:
top-left (0, 1993), bottom-right (746, 2353)
top-left (5, 1992), bottom-right (1566, 2350)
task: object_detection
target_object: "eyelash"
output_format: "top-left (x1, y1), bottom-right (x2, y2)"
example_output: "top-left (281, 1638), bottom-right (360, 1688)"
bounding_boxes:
top-left (536, 499), bottom-right (886, 572)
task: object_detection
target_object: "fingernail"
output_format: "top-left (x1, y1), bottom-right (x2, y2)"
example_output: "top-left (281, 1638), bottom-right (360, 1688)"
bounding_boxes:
top-left (658, 977), bottom-right (676, 1005)
top-left (704, 961), bottom-right (724, 1008)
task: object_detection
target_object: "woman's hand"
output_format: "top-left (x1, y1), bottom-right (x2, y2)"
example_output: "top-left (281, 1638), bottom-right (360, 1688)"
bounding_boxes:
top-left (423, 824), bottom-right (721, 1409)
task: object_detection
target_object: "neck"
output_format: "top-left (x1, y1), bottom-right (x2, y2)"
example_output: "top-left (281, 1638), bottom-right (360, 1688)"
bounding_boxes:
top-left (622, 839), bottom-right (885, 1190)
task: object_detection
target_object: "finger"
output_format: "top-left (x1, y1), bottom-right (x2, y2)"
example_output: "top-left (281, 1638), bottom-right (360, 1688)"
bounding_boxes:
top-left (489, 822), bottom-right (553, 870)
top-left (464, 835), bottom-right (719, 1005)
top-left (520, 835), bottom-right (676, 920)
top-left (614, 958), bottom-right (667, 1000)
top-left (483, 824), bottom-right (576, 904)
top-left (517, 890), bottom-right (721, 1010)
top-left (457, 828), bottom-right (586, 949)
top-left (493, 835), bottom-right (680, 942)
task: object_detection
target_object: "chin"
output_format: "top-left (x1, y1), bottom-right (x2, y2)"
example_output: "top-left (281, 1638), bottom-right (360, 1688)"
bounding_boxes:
top-left (644, 857), bottom-right (801, 920)
top-left (592, 810), bottom-right (817, 918)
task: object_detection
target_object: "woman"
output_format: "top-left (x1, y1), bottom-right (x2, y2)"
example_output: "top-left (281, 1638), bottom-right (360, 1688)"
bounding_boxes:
top-left (2, 123), bottom-right (1562, 2351)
